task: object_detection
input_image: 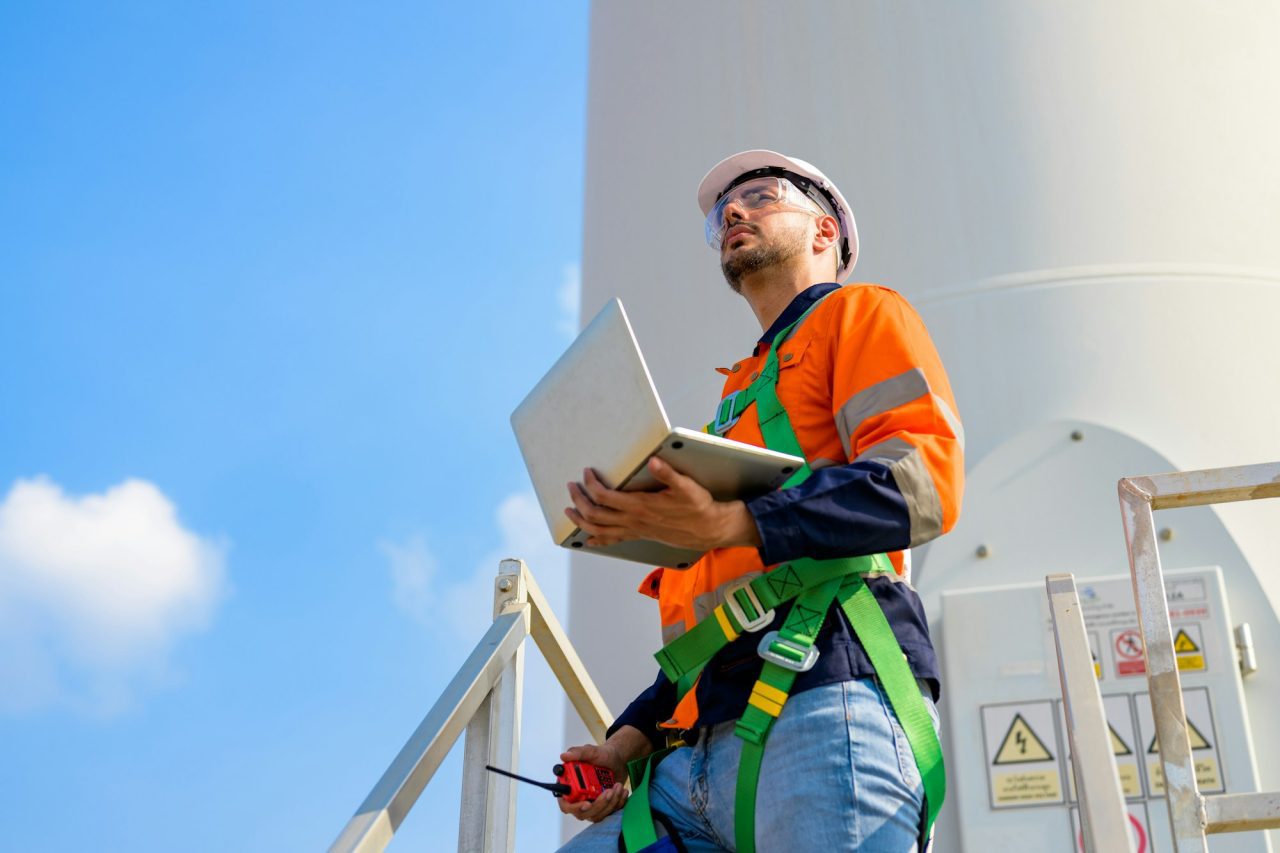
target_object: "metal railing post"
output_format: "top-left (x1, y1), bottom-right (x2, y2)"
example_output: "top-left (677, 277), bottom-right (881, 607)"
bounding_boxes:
top-left (458, 561), bottom-right (527, 852)
top-left (330, 558), bottom-right (612, 853)
top-left (1046, 573), bottom-right (1134, 853)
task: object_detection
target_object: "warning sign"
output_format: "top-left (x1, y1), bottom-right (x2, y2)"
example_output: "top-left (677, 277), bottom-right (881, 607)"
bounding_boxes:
top-left (1172, 624), bottom-right (1206, 672)
top-left (1135, 687), bottom-right (1223, 794)
top-left (1112, 628), bottom-right (1146, 677)
top-left (1089, 631), bottom-right (1103, 681)
top-left (1071, 803), bottom-right (1152, 853)
top-left (982, 701), bottom-right (1064, 808)
top-left (1111, 723), bottom-right (1133, 755)
top-left (994, 714), bottom-right (1055, 764)
top-left (1058, 694), bottom-right (1145, 800)
top-left (1148, 716), bottom-right (1211, 752)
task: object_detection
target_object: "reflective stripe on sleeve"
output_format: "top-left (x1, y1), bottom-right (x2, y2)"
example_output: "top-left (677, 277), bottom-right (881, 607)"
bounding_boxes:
top-left (835, 367), bottom-right (965, 457)
top-left (836, 368), bottom-right (929, 458)
top-left (855, 437), bottom-right (945, 547)
top-left (661, 620), bottom-right (687, 644)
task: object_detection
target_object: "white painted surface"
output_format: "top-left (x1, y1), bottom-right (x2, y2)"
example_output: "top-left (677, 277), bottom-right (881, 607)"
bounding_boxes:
top-left (565, 2), bottom-right (1280, 845)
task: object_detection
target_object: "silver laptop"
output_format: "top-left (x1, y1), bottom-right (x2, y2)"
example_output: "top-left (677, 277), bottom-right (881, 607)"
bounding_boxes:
top-left (511, 298), bottom-right (803, 569)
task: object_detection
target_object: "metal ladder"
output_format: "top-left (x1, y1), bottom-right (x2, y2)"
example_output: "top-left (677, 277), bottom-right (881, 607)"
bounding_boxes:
top-left (1048, 461), bottom-right (1280, 851)
top-left (329, 558), bottom-right (612, 853)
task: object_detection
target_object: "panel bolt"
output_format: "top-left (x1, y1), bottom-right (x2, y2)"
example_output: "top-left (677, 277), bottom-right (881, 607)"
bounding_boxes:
top-left (498, 578), bottom-right (514, 592)
top-left (1159, 528), bottom-right (1174, 542)
top-left (1070, 430), bottom-right (1084, 442)
top-left (976, 544), bottom-right (991, 558)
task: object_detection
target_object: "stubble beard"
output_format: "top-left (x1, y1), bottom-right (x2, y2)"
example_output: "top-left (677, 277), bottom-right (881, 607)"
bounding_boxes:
top-left (720, 226), bottom-right (808, 293)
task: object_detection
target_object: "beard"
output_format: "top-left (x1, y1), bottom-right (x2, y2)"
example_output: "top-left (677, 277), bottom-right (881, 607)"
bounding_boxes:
top-left (720, 224), bottom-right (808, 292)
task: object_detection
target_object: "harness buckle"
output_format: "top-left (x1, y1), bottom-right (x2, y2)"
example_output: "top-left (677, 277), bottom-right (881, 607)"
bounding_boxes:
top-left (711, 389), bottom-right (744, 436)
top-left (757, 630), bottom-right (819, 672)
top-left (722, 578), bottom-right (774, 633)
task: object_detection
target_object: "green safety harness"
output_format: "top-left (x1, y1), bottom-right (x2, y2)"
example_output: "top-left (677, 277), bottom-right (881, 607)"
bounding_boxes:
top-left (619, 301), bottom-right (946, 853)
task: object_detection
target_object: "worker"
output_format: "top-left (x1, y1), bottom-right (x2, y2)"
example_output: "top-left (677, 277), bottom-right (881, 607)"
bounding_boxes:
top-left (556, 150), bottom-right (964, 852)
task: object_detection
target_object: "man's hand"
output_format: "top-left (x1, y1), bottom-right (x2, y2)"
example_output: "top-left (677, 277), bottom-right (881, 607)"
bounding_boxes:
top-left (558, 726), bottom-right (652, 822)
top-left (565, 457), bottom-right (763, 551)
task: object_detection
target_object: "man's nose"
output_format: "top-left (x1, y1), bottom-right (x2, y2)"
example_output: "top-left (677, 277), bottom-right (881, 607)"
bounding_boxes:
top-left (722, 199), bottom-right (747, 225)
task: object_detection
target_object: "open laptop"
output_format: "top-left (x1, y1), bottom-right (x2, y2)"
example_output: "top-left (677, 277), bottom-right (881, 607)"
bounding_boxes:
top-left (511, 298), bottom-right (802, 569)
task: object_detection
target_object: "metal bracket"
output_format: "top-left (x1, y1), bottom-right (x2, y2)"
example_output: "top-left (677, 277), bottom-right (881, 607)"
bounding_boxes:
top-left (723, 577), bottom-right (774, 633)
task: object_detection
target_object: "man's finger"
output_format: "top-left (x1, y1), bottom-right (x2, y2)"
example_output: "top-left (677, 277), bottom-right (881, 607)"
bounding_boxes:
top-left (565, 506), bottom-right (629, 538)
top-left (567, 482), bottom-right (623, 524)
top-left (647, 456), bottom-right (693, 492)
top-left (581, 468), bottom-right (641, 511)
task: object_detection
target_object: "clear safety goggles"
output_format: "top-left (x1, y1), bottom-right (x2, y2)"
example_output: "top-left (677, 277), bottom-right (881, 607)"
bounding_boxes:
top-left (705, 176), bottom-right (826, 250)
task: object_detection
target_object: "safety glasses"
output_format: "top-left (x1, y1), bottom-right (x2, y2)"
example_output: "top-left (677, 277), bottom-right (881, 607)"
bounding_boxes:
top-left (704, 176), bottom-right (825, 250)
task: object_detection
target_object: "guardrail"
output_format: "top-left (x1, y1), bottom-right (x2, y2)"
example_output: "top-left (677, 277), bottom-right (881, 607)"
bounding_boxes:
top-left (1049, 461), bottom-right (1280, 851)
top-left (1117, 461), bottom-right (1280, 850)
top-left (329, 558), bottom-right (612, 853)
top-left (1046, 572), bottom-right (1136, 852)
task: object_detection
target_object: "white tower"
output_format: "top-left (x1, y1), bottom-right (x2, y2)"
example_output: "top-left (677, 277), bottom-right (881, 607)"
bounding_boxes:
top-left (567, 3), bottom-right (1280, 847)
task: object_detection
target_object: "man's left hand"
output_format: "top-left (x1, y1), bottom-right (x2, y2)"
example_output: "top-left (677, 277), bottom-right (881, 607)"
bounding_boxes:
top-left (565, 456), bottom-right (763, 551)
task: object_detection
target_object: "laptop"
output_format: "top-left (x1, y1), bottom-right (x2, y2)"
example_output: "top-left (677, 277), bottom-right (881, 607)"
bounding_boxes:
top-left (511, 298), bottom-right (803, 569)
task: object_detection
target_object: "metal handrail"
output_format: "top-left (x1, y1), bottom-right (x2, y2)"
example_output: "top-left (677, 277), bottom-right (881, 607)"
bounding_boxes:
top-left (1046, 573), bottom-right (1135, 853)
top-left (1117, 461), bottom-right (1280, 851)
top-left (329, 558), bottom-right (613, 853)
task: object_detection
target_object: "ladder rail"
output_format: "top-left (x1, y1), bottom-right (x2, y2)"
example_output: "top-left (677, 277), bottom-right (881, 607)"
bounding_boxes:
top-left (1046, 573), bottom-right (1135, 853)
top-left (1117, 461), bottom-right (1280, 850)
top-left (329, 558), bottom-right (613, 853)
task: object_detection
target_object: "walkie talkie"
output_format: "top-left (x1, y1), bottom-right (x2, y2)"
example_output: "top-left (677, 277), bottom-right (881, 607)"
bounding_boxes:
top-left (485, 762), bottom-right (616, 803)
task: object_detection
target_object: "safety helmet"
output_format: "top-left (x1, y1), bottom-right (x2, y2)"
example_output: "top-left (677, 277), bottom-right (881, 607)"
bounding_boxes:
top-left (697, 149), bottom-right (858, 282)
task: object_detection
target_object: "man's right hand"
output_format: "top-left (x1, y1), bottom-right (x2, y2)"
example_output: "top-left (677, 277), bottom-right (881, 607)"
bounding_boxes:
top-left (557, 726), bottom-right (653, 823)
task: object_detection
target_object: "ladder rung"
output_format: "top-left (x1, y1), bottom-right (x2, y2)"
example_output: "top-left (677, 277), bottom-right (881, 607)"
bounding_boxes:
top-left (1203, 791), bottom-right (1280, 834)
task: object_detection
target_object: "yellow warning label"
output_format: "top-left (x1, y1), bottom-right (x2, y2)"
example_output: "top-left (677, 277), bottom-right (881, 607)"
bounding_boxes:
top-left (994, 713), bottom-right (1055, 764)
top-left (1148, 718), bottom-right (1211, 753)
top-left (1177, 654), bottom-right (1206, 672)
top-left (1149, 757), bottom-right (1222, 794)
top-left (1110, 723), bottom-right (1133, 756)
top-left (1173, 629), bottom-right (1200, 654)
top-left (1118, 764), bottom-right (1142, 798)
top-left (993, 770), bottom-right (1063, 805)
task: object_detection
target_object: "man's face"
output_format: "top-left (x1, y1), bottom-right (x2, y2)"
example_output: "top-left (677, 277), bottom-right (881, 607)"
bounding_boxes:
top-left (715, 181), bottom-right (818, 291)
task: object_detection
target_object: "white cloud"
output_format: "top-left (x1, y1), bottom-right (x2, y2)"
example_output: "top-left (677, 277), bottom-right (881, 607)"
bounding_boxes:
top-left (382, 492), bottom-right (568, 639)
top-left (0, 476), bottom-right (227, 714)
top-left (381, 491), bottom-right (571, 849)
top-left (557, 262), bottom-right (581, 339)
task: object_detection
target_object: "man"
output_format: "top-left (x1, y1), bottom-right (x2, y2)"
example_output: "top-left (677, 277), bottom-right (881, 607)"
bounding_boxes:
top-left (557, 150), bottom-right (963, 852)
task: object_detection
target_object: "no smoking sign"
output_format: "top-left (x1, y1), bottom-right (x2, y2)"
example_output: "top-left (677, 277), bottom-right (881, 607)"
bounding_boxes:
top-left (1113, 628), bottom-right (1146, 677)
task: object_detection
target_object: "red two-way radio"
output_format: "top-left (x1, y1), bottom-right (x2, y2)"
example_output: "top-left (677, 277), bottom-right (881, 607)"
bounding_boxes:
top-left (485, 762), bottom-right (616, 804)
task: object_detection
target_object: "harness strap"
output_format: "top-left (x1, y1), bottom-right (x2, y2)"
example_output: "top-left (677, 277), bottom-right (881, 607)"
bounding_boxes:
top-left (622, 291), bottom-right (945, 851)
top-left (733, 577), bottom-right (842, 852)
top-left (620, 746), bottom-right (674, 851)
top-left (654, 552), bottom-right (892, 683)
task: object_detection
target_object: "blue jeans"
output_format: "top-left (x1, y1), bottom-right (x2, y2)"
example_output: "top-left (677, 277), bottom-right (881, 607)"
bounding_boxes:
top-left (558, 678), bottom-right (938, 852)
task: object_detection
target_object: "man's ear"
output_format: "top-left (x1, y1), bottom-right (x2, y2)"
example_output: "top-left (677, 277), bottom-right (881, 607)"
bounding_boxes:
top-left (812, 213), bottom-right (840, 253)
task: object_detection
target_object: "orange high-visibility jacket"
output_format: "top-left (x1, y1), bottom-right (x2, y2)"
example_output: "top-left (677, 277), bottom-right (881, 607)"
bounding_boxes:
top-left (640, 283), bottom-right (964, 732)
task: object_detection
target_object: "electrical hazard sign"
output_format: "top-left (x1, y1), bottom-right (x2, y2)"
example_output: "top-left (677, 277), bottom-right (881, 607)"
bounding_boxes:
top-left (1135, 686), bottom-right (1223, 794)
top-left (1172, 624), bottom-right (1206, 672)
top-left (1147, 716), bottom-right (1211, 752)
top-left (1111, 723), bottom-right (1133, 756)
top-left (994, 713), bottom-right (1055, 764)
top-left (982, 701), bottom-right (1064, 808)
top-left (1058, 694), bottom-right (1145, 800)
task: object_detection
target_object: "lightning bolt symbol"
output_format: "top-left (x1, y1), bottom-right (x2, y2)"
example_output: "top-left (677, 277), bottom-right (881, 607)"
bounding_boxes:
top-left (1016, 730), bottom-right (1027, 754)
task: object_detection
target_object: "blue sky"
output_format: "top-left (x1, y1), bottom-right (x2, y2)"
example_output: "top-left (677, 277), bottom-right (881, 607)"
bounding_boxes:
top-left (0, 2), bottom-right (587, 849)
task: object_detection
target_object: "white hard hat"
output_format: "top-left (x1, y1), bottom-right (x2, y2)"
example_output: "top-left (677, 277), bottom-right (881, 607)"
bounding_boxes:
top-left (697, 149), bottom-right (859, 282)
